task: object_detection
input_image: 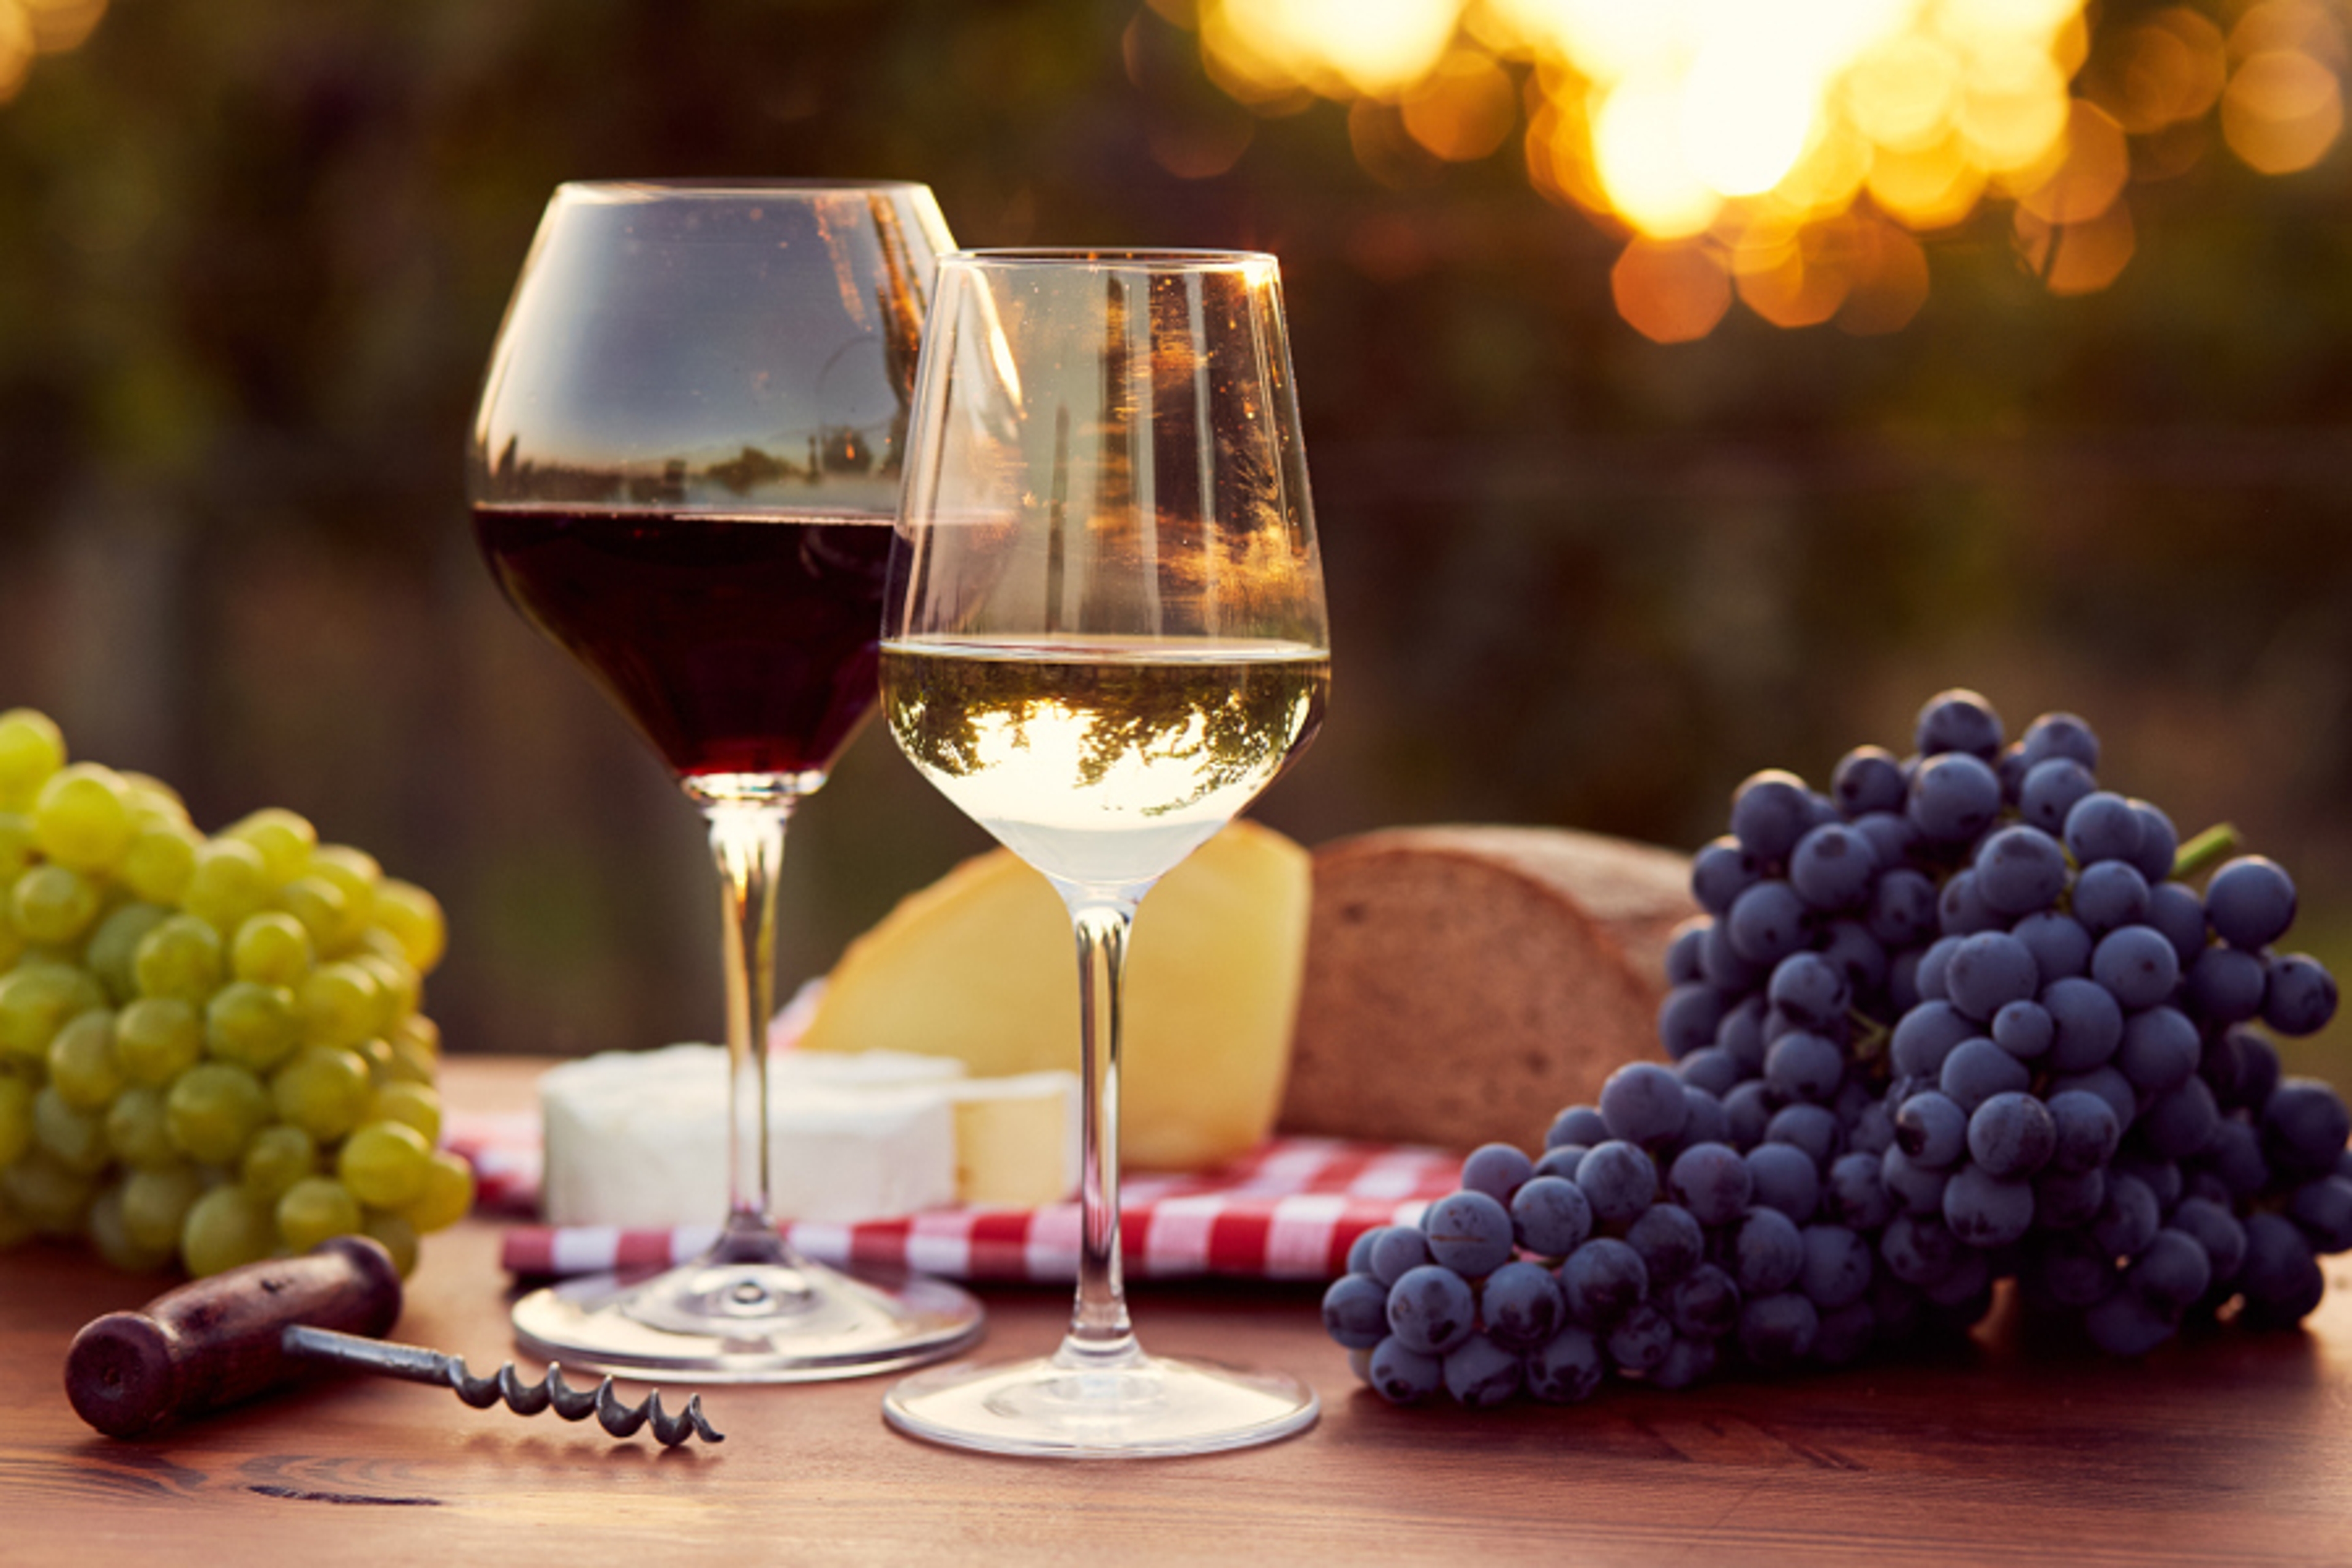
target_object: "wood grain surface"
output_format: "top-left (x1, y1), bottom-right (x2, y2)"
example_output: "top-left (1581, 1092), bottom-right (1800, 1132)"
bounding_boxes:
top-left (4, 1057), bottom-right (2351, 1566)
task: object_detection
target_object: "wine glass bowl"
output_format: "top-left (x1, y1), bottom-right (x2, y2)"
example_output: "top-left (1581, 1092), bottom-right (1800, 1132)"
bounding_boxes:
top-left (467, 180), bottom-right (984, 1381)
top-left (879, 249), bottom-right (1327, 1454)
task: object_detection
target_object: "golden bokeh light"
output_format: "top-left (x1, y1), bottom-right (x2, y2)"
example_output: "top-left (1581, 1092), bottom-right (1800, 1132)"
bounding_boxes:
top-left (0, 0), bottom-right (107, 106)
top-left (1175, 0), bottom-right (2352, 336)
top-left (2222, 47), bottom-right (2344, 173)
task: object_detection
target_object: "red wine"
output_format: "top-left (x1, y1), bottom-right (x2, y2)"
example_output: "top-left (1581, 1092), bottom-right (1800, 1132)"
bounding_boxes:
top-left (472, 505), bottom-right (895, 780)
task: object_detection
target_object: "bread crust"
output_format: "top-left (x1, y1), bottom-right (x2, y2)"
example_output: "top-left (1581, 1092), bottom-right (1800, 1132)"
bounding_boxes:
top-left (1278, 826), bottom-right (1695, 1150)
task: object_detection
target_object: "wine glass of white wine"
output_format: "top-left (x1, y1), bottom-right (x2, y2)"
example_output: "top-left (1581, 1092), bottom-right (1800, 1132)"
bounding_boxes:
top-left (878, 249), bottom-right (1329, 1457)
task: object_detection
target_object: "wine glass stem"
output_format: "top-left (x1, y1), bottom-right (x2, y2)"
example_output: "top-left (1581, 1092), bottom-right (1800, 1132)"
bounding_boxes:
top-left (1062, 891), bottom-right (1143, 1360)
top-left (705, 795), bottom-right (796, 1253)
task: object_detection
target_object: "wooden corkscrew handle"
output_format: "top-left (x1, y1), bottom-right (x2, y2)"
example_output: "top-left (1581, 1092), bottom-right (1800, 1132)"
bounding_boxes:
top-left (64, 1235), bottom-right (405, 1438)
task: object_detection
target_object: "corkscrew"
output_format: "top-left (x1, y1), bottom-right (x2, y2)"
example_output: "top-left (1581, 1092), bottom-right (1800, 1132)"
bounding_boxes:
top-left (65, 1235), bottom-right (722, 1447)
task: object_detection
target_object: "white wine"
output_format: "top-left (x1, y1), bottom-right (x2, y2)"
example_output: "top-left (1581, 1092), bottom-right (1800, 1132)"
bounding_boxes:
top-left (881, 635), bottom-right (1328, 889)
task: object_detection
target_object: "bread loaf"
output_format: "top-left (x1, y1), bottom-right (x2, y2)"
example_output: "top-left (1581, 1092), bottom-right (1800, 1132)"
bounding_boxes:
top-left (1279, 826), bottom-right (1696, 1151)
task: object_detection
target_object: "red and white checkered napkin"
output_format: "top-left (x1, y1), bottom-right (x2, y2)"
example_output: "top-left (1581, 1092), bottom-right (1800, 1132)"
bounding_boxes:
top-left (445, 1110), bottom-right (1463, 1284)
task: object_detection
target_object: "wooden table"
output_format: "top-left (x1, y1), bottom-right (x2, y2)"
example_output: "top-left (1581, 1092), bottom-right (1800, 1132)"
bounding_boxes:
top-left (7, 1057), bottom-right (2352, 1566)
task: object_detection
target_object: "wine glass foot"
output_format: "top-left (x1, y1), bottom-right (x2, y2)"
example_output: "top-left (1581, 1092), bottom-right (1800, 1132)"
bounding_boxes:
top-left (511, 1247), bottom-right (984, 1384)
top-left (881, 1338), bottom-right (1319, 1458)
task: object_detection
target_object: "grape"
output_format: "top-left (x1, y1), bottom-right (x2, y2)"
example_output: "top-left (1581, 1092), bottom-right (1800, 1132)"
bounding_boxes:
top-left (2091, 927), bottom-right (2179, 1011)
top-left (1442, 1334), bottom-right (1523, 1408)
top-left (33, 1085), bottom-right (110, 1174)
top-left (1972, 826), bottom-right (2067, 917)
top-left (239, 1121), bottom-right (319, 1199)
top-left (31, 763), bottom-right (136, 872)
top-left (1625, 1202), bottom-right (1704, 1286)
top-left (2034, 1166), bottom-right (2106, 1231)
top-left (1766, 952), bottom-right (1849, 1034)
top-left (1936, 872), bottom-right (2002, 937)
top-left (1691, 837), bottom-right (1762, 914)
top-left (1789, 824), bottom-right (1877, 911)
top-left (0, 708), bottom-right (66, 807)
top-left (1989, 999), bottom-right (2053, 1060)
top-left (1421, 1189), bottom-right (1515, 1276)
top-left (300, 962), bottom-right (385, 1050)
top-left (1733, 1207), bottom-right (1804, 1294)
top-left (1745, 1144), bottom-right (1820, 1222)
top-left (2012, 911), bottom-right (2092, 982)
top-left (223, 807), bottom-right (317, 884)
top-left (1561, 1237), bottom-right (1648, 1325)
top-left (119, 1163), bottom-right (206, 1253)
top-left (1915, 689), bottom-right (2003, 760)
top-left (1909, 753), bottom-right (2001, 843)
top-left (1891, 1001), bottom-right (1974, 1079)
top-left (1510, 1175), bottom-right (1593, 1257)
top-left (1942, 1165), bottom-right (2034, 1247)
top-left (85, 903), bottom-right (171, 1005)
top-left (1667, 1142), bottom-right (1751, 1226)
top-left (1831, 746), bottom-right (1906, 817)
top-left (1524, 1327), bottom-right (1605, 1404)
top-left (2127, 801), bottom-right (2179, 884)
top-left (3, 1149), bottom-right (96, 1235)
top-left (2185, 946), bottom-right (2266, 1024)
top-left (89, 1184), bottom-right (177, 1273)
top-left (113, 997), bottom-right (203, 1085)
top-left (2170, 1197), bottom-right (2247, 1285)
top-left (2237, 1213), bottom-right (2324, 1327)
top-left (1680, 1085), bottom-right (1729, 1147)
top-left (1367, 1336), bottom-right (1442, 1404)
top-left (2041, 977), bottom-right (2125, 1072)
top-left (1966, 1091), bottom-right (2054, 1178)
top-left (1726, 880), bottom-right (1809, 966)
top-left (132, 914), bottom-right (225, 1007)
top-left (2261, 1078), bottom-right (2352, 1177)
top-left (1480, 1260), bottom-right (1566, 1350)
top-left (1939, 1038), bottom-right (2029, 1114)
top-left (120, 820), bottom-right (200, 905)
top-left (2116, 1006), bottom-right (2199, 1095)
top-left (1366, 1224), bottom-right (1431, 1286)
top-left (2289, 1177), bottom-right (2352, 1254)
top-left (45, 1008), bottom-right (124, 1109)
top-left (232, 911), bottom-right (317, 988)
top-left (371, 880), bottom-right (448, 973)
top-left (2018, 758), bottom-right (2095, 836)
top-left (1730, 770), bottom-right (1815, 863)
top-left (180, 1185), bottom-right (277, 1278)
top-left (1825, 1151), bottom-right (1894, 1230)
top-left (1738, 1292), bottom-right (1820, 1370)
top-left (165, 1062), bottom-right (271, 1165)
top-left (276, 1175), bottom-right (364, 1252)
top-left (2071, 861), bottom-right (2148, 937)
top-left (1678, 1047), bottom-right (1741, 1097)
top-left (1459, 1141), bottom-right (1534, 1202)
top-left (2045, 1089), bottom-right (2122, 1174)
top-left (1532, 1145), bottom-right (1585, 1181)
top-left (1599, 1061), bottom-right (1688, 1147)
top-left (1385, 1264), bottom-right (1476, 1355)
top-left (2138, 1076), bottom-right (2220, 1161)
top-left (2083, 1288), bottom-right (2176, 1357)
top-left (0, 960), bottom-right (106, 1063)
top-left (2064, 792), bottom-right (2143, 865)
top-left (1879, 1148), bottom-right (1953, 1220)
top-left (1547, 1104), bottom-right (1609, 1148)
top-left (270, 1045), bottom-right (375, 1141)
top-left (1867, 867), bottom-right (1938, 949)
top-left (203, 981), bottom-right (303, 1072)
top-left (2203, 856), bottom-right (2296, 950)
top-left (1665, 920), bottom-right (1708, 986)
top-left (1667, 1262), bottom-right (1741, 1339)
top-left (1765, 1102), bottom-right (1839, 1168)
top-left (1945, 933), bottom-right (2038, 1023)
top-left (1763, 1031), bottom-right (1844, 1104)
top-left (2144, 881), bottom-right (2209, 967)
top-left (1797, 1223), bottom-right (1873, 1310)
top-left (1604, 1302), bottom-right (1675, 1373)
top-left (2089, 1175), bottom-right (2160, 1261)
top-left (1852, 810), bottom-right (1921, 875)
top-left (1344, 1228), bottom-right (1380, 1276)
top-left (12, 862), bottom-right (102, 944)
top-left (1575, 1140), bottom-right (1659, 1227)
top-left (0, 1076), bottom-right (34, 1167)
top-left (181, 837), bottom-right (273, 932)
top-left (2261, 954), bottom-right (2339, 1036)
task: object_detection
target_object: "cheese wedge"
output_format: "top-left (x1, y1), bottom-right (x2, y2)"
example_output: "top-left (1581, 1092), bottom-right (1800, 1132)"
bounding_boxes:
top-left (797, 820), bottom-right (1311, 1168)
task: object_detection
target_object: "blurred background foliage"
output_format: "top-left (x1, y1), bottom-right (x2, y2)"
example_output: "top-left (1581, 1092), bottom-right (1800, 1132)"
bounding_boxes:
top-left (0, 0), bottom-right (2346, 1084)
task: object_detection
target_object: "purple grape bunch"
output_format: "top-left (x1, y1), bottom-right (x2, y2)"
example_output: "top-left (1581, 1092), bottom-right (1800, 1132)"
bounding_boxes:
top-left (1324, 689), bottom-right (2351, 1404)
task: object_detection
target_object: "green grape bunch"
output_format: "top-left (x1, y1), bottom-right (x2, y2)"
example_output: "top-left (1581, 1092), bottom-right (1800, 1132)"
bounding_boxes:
top-left (0, 707), bottom-right (468, 1278)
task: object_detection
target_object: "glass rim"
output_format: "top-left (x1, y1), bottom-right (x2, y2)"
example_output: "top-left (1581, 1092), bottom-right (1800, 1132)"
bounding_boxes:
top-left (553, 177), bottom-right (935, 203)
top-left (942, 247), bottom-right (1278, 273)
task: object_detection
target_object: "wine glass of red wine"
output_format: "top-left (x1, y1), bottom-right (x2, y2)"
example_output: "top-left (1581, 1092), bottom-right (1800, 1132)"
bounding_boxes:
top-left (467, 180), bottom-right (984, 1380)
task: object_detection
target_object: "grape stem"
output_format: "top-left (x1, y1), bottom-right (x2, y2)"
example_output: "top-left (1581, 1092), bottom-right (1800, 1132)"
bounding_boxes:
top-left (2171, 823), bottom-right (2240, 883)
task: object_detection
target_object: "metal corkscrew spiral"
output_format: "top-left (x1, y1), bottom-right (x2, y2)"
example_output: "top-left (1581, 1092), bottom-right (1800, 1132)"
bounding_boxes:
top-left (280, 1326), bottom-right (723, 1446)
